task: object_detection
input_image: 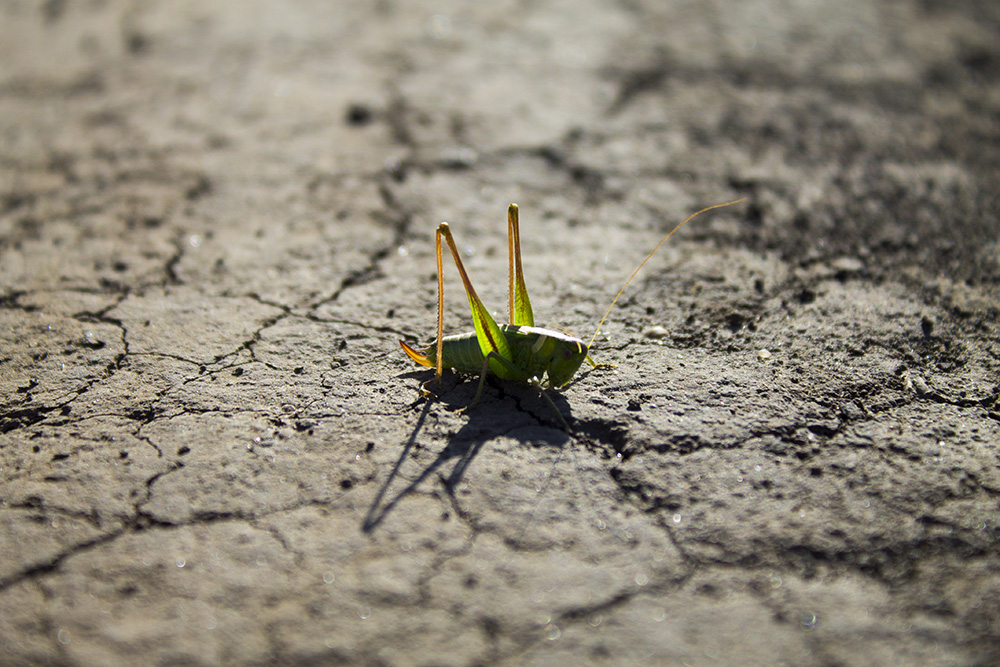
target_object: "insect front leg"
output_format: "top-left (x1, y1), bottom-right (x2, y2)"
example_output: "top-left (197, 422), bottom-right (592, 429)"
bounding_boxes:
top-left (463, 351), bottom-right (571, 430)
top-left (464, 350), bottom-right (526, 412)
top-left (529, 379), bottom-right (572, 431)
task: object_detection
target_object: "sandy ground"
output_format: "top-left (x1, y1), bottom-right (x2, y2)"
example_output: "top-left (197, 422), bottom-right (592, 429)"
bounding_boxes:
top-left (1, 1), bottom-right (998, 665)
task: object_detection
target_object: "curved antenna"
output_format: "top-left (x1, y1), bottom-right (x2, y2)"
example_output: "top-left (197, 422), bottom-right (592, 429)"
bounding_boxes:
top-left (587, 198), bottom-right (747, 349)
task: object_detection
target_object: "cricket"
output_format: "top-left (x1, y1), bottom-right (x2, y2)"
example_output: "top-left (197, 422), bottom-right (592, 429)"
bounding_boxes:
top-left (400, 199), bottom-right (746, 428)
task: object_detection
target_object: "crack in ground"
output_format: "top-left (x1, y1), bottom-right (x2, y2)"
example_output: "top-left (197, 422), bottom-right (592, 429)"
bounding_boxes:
top-left (319, 172), bottom-right (414, 308)
top-left (1, 294), bottom-right (132, 433)
top-left (5, 500), bottom-right (106, 528)
top-left (0, 482), bottom-right (357, 594)
top-left (305, 312), bottom-right (414, 339)
top-left (0, 528), bottom-right (128, 593)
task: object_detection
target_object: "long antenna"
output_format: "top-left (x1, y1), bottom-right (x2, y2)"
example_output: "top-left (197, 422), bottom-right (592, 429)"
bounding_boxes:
top-left (587, 198), bottom-right (747, 349)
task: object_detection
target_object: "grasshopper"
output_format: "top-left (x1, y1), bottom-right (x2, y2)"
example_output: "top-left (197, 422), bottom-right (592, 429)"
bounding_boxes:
top-left (400, 200), bottom-right (745, 428)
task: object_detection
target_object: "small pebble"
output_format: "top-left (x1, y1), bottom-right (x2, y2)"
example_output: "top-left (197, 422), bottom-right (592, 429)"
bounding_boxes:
top-left (830, 256), bottom-right (864, 273)
top-left (757, 348), bottom-right (772, 361)
top-left (644, 325), bottom-right (669, 339)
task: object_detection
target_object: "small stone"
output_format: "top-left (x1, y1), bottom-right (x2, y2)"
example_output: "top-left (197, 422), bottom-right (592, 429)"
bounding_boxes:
top-left (644, 325), bottom-right (669, 339)
top-left (830, 256), bottom-right (864, 273)
top-left (757, 348), bottom-right (772, 361)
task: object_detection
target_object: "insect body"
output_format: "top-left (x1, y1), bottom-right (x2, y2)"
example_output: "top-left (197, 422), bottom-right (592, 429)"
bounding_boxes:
top-left (401, 324), bottom-right (590, 394)
top-left (400, 200), bottom-right (745, 428)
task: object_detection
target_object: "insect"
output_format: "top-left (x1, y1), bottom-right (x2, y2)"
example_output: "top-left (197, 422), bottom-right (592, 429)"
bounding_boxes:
top-left (400, 199), bottom-right (745, 428)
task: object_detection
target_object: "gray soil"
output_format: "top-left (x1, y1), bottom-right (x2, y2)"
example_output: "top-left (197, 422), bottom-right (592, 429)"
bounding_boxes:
top-left (1, 1), bottom-right (998, 665)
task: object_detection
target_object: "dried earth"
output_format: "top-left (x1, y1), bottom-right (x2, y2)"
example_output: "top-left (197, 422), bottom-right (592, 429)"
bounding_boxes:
top-left (1, 1), bottom-right (998, 665)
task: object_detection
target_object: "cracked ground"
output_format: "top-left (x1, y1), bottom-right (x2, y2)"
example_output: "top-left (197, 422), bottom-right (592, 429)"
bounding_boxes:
top-left (1, 1), bottom-right (999, 665)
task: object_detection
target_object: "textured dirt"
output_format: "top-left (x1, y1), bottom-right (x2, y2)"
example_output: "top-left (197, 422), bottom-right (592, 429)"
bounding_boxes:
top-left (1, 1), bottom-right (998, 665)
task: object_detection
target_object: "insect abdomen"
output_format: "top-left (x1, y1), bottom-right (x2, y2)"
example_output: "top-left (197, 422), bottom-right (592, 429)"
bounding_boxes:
top-left (438, 332), bottom-right (489, 374)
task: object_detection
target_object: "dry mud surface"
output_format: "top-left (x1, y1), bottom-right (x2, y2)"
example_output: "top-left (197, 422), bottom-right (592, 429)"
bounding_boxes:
top-left (1, 1), bottom-right (999, 665)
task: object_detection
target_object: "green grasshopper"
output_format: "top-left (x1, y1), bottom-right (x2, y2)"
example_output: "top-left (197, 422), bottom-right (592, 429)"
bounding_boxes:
top-left (400, 200), bottom-right (745, 428)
